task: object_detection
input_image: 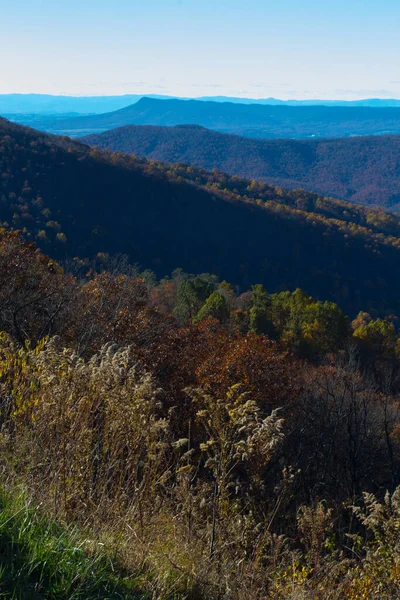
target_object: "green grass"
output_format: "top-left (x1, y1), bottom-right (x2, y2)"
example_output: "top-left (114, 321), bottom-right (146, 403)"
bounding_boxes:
top-left (0, 489), bottom-right (144, 599)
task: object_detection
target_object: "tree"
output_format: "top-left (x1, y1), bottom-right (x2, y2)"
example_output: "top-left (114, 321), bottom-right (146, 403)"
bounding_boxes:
top-left (353, 317), bottom-right (398, 360)
top-left (249, 284), bottom-right (277, 338)
top-left (301, 301), bottom-right (349, 356)
top-left (270, 290), bottom-right (349, 358)
top-left (195, 291), bottom-right (230, 323)
top-left (175, 277), bottom-right (215, 322)
top-left (65, 272), bottom-right (169, 356)
top-left (0, 229), bottom-right (75, 346)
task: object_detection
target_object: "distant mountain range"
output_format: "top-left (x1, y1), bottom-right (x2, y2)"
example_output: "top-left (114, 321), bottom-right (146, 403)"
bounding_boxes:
top-left (2, 116), bottom-right (400, 316)
top-left (12, 97), bottom-right (400, 139)
top-left (198, 96), bottom-right (400, 107)
top-left (0, 93), bottom-right (171, 115)
top-left (82, 124), bottom-right (400, 209)
top-left (3, 93), bottom-right (400, 115)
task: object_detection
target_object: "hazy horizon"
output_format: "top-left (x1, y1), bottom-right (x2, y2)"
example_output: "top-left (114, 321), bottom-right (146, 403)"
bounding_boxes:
top-left (3, 92), bottom-right (400, 102)
top-left (2, 0), bottom-right (400, 100)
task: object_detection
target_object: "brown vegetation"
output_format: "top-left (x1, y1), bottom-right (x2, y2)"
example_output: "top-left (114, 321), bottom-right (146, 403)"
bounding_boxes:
top-left (1, 229), bottom-right (400, 598)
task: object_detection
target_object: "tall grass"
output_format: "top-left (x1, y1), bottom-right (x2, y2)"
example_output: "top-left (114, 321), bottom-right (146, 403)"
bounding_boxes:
top-left (1, 333), bottom-right (400, 598)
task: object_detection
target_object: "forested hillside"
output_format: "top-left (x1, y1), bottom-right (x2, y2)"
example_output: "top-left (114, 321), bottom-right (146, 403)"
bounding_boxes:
top-left (83, 125), bottom-right (400, 209)
top-left (29, 97), bottom-right (400, 138)
top-left (3, 117), bottom-right (400, 316)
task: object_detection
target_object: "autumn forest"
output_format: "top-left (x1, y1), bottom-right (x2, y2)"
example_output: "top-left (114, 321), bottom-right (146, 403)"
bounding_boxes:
top-left (0, 101), bottom-right (399, 600)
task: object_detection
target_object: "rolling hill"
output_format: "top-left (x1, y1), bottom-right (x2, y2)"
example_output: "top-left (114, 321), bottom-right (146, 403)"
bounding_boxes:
top-left (2, 116), bottom-right (400, 316)
top-left (24, 97), bottom-right (400, 139)
top-left (82, 125), bottom-right (400, 209)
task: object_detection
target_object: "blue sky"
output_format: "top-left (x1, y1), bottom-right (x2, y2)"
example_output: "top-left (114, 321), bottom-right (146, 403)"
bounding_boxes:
top-left (1, 0), bottom-right (400, 99)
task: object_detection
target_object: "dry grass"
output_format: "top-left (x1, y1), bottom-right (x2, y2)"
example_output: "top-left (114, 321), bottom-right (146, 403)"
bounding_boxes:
top-left (0, 333), bottom-right (400, 599)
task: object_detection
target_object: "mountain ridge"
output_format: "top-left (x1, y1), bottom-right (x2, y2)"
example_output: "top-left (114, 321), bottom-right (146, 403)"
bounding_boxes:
top-left (9, 97), bottom-right (400, 139)
top-left (4, 93), bottom-right (400, 115)
top-left (81, 124), bottom-right (400, 209)
top-left (2, 116), bottom-right (400, 316)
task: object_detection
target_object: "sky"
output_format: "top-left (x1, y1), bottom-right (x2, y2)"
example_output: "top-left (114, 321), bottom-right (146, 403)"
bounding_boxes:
top-left (1, 0), bottom-right (400, 100)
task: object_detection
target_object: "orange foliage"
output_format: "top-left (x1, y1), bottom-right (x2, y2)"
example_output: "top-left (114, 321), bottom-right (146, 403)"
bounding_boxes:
top-left (136, 318), bottom-right (300, 414)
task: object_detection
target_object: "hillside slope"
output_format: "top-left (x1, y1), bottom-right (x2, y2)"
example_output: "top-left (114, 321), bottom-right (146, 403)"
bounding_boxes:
top-left (29, 97), bottom-right (400, 139)
top-left (82, 125), bottom-right (400, 209)
top-left (2, 117), bottom-right (400, 315)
